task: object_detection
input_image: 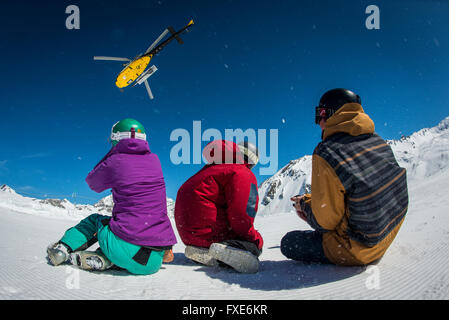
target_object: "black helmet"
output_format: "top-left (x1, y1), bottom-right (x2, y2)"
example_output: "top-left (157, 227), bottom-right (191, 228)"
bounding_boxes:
top-left (315, 88), bottom-right (361, 124)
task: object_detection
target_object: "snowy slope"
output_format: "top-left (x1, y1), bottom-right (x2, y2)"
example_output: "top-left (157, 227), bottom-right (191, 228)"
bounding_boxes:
top-left (0, 117), bottom-right (448, 300)
top-left (0, 169), bottom-right (448, 299)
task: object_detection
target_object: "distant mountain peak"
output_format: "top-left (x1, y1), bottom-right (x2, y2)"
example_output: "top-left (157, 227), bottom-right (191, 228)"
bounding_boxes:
top-left (435, 116), bottom-right (449, 132)
top-left (94, 194), bottom-right (114, 213)
top-left (38, 198), bottom-right (71, 209)
top-left (0, 185), bottom-right (17, 195)
top-left (258, 156), bottom-right (312, 215)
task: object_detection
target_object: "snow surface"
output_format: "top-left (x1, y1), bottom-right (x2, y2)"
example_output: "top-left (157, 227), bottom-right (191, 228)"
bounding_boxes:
top-left (1, 118), bottom-right (449, 300)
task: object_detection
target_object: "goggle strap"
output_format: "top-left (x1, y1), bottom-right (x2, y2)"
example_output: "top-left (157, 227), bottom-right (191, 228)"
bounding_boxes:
top-left (110, 131), bottom-right (147, 142)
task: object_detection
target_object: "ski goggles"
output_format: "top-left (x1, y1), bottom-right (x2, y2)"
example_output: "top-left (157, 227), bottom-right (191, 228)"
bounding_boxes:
top-left (315, 106), bottom-right (336, 124)
top-left (109, 130), bottom-right (147, 145)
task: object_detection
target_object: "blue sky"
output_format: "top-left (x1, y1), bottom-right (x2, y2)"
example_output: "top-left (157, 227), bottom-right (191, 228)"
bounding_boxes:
top-left (1, 0), bottom-right (448, 203)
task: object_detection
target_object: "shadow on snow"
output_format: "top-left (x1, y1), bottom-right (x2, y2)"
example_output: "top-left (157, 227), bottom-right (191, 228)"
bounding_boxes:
top-left (201, 260), bottom-right (365, 291)
top-left (169, 253), bottom-right (366, 291)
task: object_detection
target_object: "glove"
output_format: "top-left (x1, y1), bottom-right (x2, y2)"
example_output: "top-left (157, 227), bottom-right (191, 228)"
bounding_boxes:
top-left (291, 195), bottom-right (307, 222)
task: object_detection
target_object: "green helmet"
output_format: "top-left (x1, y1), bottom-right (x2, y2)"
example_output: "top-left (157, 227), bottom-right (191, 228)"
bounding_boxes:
top-left (110, 118), bottom-right (147, 146)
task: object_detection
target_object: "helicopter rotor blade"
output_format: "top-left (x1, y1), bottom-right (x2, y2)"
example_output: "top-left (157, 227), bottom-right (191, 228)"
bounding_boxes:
top-left (144, 79), bottom-right (154, 100)
top-left (145, 29), bottom-right (169, 54)
top-left (93, 56), bottom-right (131, 62)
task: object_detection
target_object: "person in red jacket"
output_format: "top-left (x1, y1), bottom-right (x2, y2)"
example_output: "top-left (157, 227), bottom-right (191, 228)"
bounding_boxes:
top-left (174, 140), bottom-right (263, 273)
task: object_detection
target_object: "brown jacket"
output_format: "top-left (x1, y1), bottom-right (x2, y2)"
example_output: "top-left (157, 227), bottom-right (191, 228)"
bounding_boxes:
top-left (303, 103), bottom-right (408, 265)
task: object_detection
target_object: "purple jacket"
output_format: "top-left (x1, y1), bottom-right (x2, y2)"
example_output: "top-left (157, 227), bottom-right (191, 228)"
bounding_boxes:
top-left (85, 139), bottom-right (177, 247)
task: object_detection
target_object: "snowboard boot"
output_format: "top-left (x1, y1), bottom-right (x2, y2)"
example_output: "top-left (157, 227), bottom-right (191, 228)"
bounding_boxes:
top-left (209, 242), bottom-right (259, 273)
top-left (70, 249), bottom-right (113, 271)
top-left (47, 242), bottom-right (71, 266)
top-left (184, 245), bottom-right (218, 267)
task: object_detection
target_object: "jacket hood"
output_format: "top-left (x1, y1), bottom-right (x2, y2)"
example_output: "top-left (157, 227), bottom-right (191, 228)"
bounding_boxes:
top-left (202, 140), bottom-right (246, 165)
top-left (323, 103), bottom-right (375, 140)
top-left (113, 138), bottom-right (151, 155)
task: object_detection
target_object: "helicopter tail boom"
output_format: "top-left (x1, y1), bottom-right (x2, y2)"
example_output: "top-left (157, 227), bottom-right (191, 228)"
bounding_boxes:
top-left (146, 19), bottom-right (194, 56)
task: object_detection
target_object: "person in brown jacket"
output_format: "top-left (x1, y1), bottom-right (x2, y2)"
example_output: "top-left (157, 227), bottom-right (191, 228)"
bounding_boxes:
top-left (281, 88), bottom-right (408, 266)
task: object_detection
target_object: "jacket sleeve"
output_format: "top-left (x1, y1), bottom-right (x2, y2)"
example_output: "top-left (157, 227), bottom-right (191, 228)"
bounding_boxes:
top-left (303, 154), bottom-right (346, 232)
top-left (224, 168), bottom-right (264, 249)
top-left (85, 154), bottom-right (117, 193)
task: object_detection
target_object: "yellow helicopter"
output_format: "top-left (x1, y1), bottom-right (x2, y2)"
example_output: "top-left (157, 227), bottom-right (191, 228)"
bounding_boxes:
top-left (94, 19), bottom-right (194, 100)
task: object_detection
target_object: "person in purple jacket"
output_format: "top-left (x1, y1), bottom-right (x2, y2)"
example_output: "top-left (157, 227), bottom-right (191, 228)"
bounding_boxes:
top-left (46, 118), bottom-right (177, 275)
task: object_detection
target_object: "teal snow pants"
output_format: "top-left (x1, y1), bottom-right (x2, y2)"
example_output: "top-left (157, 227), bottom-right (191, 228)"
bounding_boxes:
top-left (60, 214), bottom-right (164, 275)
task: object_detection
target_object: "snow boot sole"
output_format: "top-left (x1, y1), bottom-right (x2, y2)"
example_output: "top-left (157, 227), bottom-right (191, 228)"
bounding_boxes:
top-left (209, 243), bottom-right (259, 274)
top-left (70, 250), bottom-right (113, 271)
top-left (46, 243), bottom-right (69, 266)
top-left (185, 245), bottom-right (218, 267)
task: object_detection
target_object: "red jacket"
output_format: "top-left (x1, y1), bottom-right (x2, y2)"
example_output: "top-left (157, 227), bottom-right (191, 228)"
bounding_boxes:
top-left (174, 140), bottom-right (263, 249)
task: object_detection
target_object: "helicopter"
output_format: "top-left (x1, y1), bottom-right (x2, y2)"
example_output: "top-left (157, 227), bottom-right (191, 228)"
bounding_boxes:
top-left (93, 19), bottom-right (194, 100)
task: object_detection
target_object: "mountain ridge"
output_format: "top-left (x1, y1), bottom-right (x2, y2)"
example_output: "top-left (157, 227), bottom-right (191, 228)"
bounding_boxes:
top-left (0, 184), bottom-right (175, 219)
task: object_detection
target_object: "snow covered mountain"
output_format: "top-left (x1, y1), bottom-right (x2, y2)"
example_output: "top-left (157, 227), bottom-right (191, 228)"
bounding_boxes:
top-left (258, 116), bottom-right (449, 215)
top-left (258, 156), bottom-right (312, 216)
top-left (0, 184), bottom-right (17, 194)
top-left (0, 187), bottom-right (105, 221)
top-left (387, 117), bottom-right (449, 181)
top-left (0, 185), bottom-right (176, 220)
